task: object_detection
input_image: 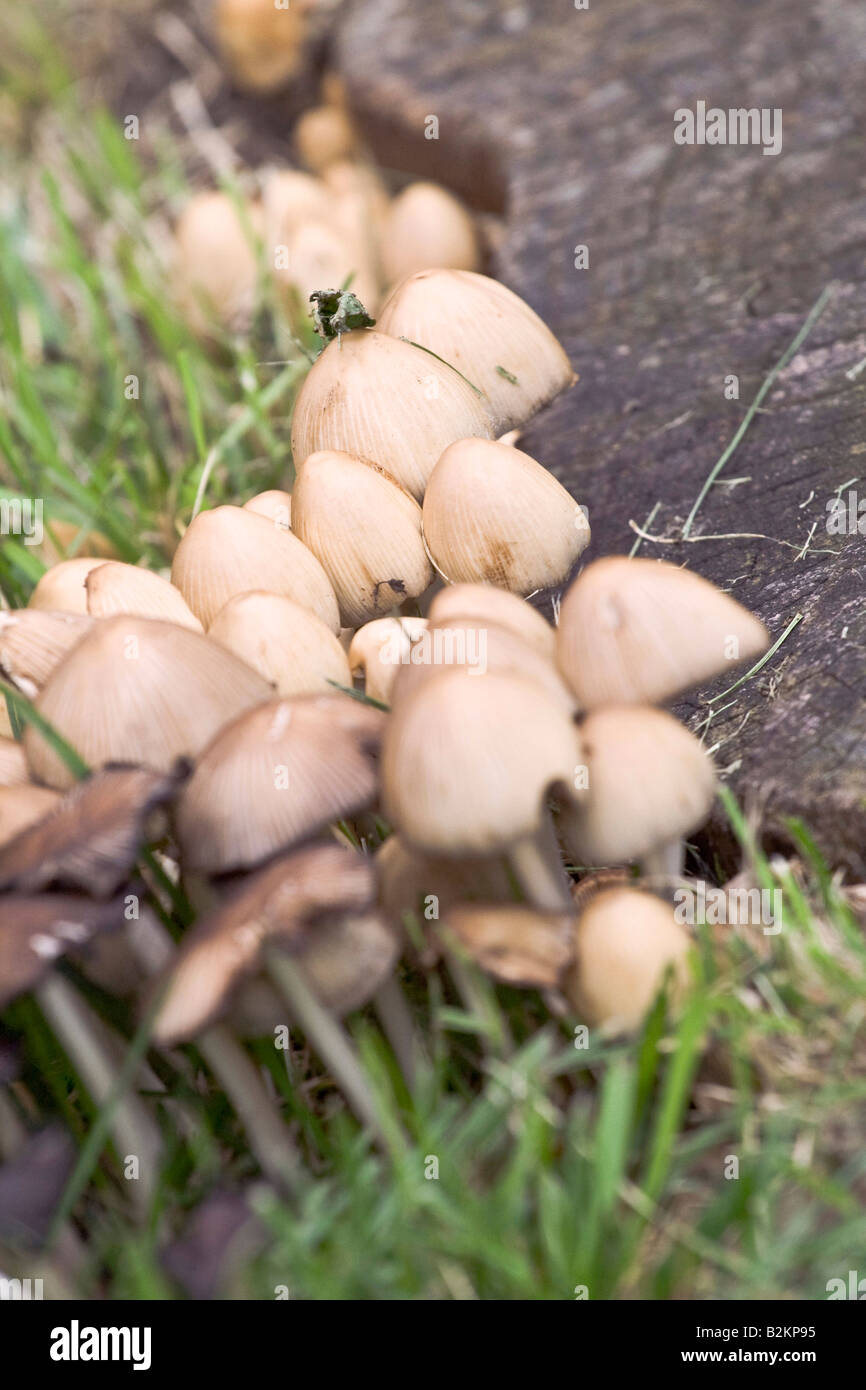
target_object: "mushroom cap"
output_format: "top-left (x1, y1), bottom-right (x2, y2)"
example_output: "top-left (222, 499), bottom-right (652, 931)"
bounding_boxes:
top-left (243, 489), bottom-right (292, 530)
top-left (208, 591), bottom-right (351, 697)
top-left (382, 669), bottom-right (582, 856)
top-left (380, 183), bottom-right (479, 285)
top-left (375, 833), bottom-right (514, 930)
top-left (290, 330), bottom-right (495, 501)
top-left (86, 562), bottom-right (202, 631)
top-left (24, 615), bottom-right (271, 790)
top-left (556, 556), bottom-right (770, 708)
top-left (0, 893), bottom-right (126, 1009)
top-left (28, 558), bottom-right (106, 614)
top-left (295, 104), bottom-right (357, 173)
top-left (262, 169), bottom-right (331, 252)
top-left (277, 220), bottom-right (380, 320)
top-left (0, 737), bottom-right (29, 788)
top-left (175, 693), bottom-right (385, 873)
top-left (567, 886), bottom-right (693, 1032)
top-left (561, 706), bottom-right (717, 867)
top-left (174, 191), bottom-right (259, 335)
top-left (0, 785), bottom-right (62, 848)
top-left (389, 615), bottom-right (576, 715)
top-left (215, 0), bottom-right (306, 93)
top-left (171, 504), bottom-right (340, 632)
top-left (427, 583), bottom-right (555, 659)
top-left (0, 764), bottom-right (184, 897)
top-left (422, 437), bottom-right (590, 593)
top-left (152, 842), bottom-right (376, 1045)
top-left (443, 904), bottom-right (574, 990)
top-left (291, 450), bottom-right (433, 626)
top-left (377, 269), bottom-right (576, 433)
top-left (349, 617), bottom-right (429, 705)
top-left (297, 912), bottom-right (398, 1016)
top-left (0, 609), bottom-right (93, 696)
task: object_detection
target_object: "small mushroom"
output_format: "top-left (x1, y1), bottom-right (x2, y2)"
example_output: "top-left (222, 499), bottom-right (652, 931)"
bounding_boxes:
top-left (567, 887), bottom-right (693, 1033)
top-left (25, 616), bottom-right (271, 790)
top-left (382, 669), bottom-right (582, 910)
top-left (28, 559), bottom-right (105, 614)
top-left (0, 737), bottom-right (29, 788)
top-left (243, 489), bottom-right (292, 530)
top-left (556, 556), bottom-right (770, 708)
top-left (174, 191), bottom-right (260, 337)
top-left (295, 104), bottom-right (358, 173)
top-left (0, 763), bottom-right (184, 897)
top-left (215, 0), bottom-right (307, 94)
top-left (171, 505), bottom-right (340, 632)
top-left (276, 221), bottom-right (380, 321)
top-left (291, 450), bottom-right (433, 625)
top-left (376, 833), bottom-right (515, 936)
top-left (86, 562), bottom-right (203, 631)
top-left (443, 904), bottom-right (574, 991)
top-left (377, 269), bottom-right (576, 433)
top-left (262, 169), bottom-right (331, 256)
top-left (208, 591), bottom-right (351, 697)
top-left (0, 610), bottom-right (92, 696)
top-left (176, 693), bottom-right (385, 874)
top-left (349, 617), bottom-right (429, 705)
top-left (559, 706), bottom-right (716, 879)
top-left (291, 330), bottom-right (495, 501)
top-left (0, 785), bottom-right (62, 848)
top-left (380, 182), bottom-right (479, 284)
top-left (0, 893), bottom-right (126, 1009)
top-left (427, 583), bottom-right (555, 659)
top-left (422, 437), bottom-right (590, 592)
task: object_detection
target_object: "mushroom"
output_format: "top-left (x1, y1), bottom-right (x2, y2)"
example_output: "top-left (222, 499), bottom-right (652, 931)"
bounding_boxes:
top-left (377, 269), bottom-right (576, 433)
top-left (242, 489), bottom-right (292, 530)
top-left (0, 785), bottom-right (62, 848)
top-left (262, 169), bottom-right (331, 256)
top-left (215, 0), bottom-right (307, 94)
top-left (85, 562), bottom-right (203, 631)
top-left (291, 330), bottom-right (495, 501)
top-left (0, 609), bottom-right (92, 696)
top-left (171, 505), bottom-right (340, 632)
top-left (24, 615), bottom-right (271, 790)
top-left (559, 706), bottom-right (717, 879)
top-left (567, 887), bottom-right (693, 1033)
top-left (375, 833), bottom-right (515, 949)
top-left (28, 559), bottom-right (105, 614)
top-left (291, 450), bottom-right (433, 625)
top-left (208, 591), bottom-right (352, 697)
top-left (349, 617), bottom-right (429, 705)
top-left (427, 583), bottom-right (555, 659)
top-left (173, 191), bottom-right (260, 337)
top-left (276, 221), bottom-right (380, 322)
top-left (442, 904), bottom-right (574, 992)
top-left (382, 669), bottom-right (583, 910)
top-left (295, 104), bottom-right (358, 173)
top-left (0, 763), bottom-right (184, 896)
top-left (380, 182), bottom-right (479, 284)
top-left (0, 892), bottom-right (127, 1010)
top-left (556, 556), bottom-right (770, 709)
top-left (0, 737), bottom-right (29, 788)
top-left (175, 693), bottom-right (385, 874)
top-left (422, 437), bottom-right (590, 592)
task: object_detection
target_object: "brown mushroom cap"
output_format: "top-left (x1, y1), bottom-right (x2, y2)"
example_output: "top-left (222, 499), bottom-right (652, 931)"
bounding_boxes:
top-left (382, 669), bottom-right (582, 856)
top-left (215, 0), bottom-right (306, 94)
top-left (567, 887), bottom-right (693, 1032)
top-left (427, 583), bottom-right (555, 659)
top-left (86, 563), bottom-right (202, 631)
top-left (377, 269), bottom-right (576, 433)
top-left (152, 843), bottom-right (376, 1045)
top-left (560, 706), bottom-right (717, 867)
top-left (422, 438), bottom-right (590, 593)
top-left (291, 450), bottom-right (433, 626)
top-left (0, 610), bottom-right (93, 696)
top-left (297, 912), bottom-right (398, 1016)
top-left (0, 893), bottom-right (126, 1009)
top-left (176, 693), bottom-right (385, 874)
top-left (208, 591), bottom-right (351, 698)
top-left (294, 104), bottom-right (358, 173)
top-left (0, 763), bottom-right (185, 897)
top-left (380, 183), bottom-right (480, 285)
top-left (556, 556), bottom-right (770, 708)
top-left (24, 615), bottom-right (271, 790)
top-left (443, 903), bottom-right (574, 990)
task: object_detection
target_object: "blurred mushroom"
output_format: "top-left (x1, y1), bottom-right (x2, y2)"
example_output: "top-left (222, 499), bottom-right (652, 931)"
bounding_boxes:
top-left (0, 892), bottom-right (126, 1008)
top-left (86, 562), bottom-right (202, 631)
top-left (423, 438), bottom-right (590, 592)
top-left (443, 904), bottom-right (574, 991)
top-left (0, 763), bottom-right (185, 897)
top-left (349, 617), bottom-right (428, 705)
top-left (176, 693), bottom-right (384, 874)
top-left (0, 736), bottom-right (30, 788)
top-left (377, 269), bottom-right (576, 433)
top-left (243, 489), bottom-right (292, 531)
top-left (0, 785), bottom-right (62, 847)
top-left (295, 104), bottom-right (358, 173)
top-left (174, 191), bottom-right (260, 337)
top-left (28, 559), bottom-right (105, 615)
top-left (383, 670), bottom-right (582, 910)
top-left (427, 583), bottom-right (555, 659)
top-left (277, 221), bottom-right (380, 321)
top-left (0, 610), bottom-right (93, 696)
top-left (559, 706), bottom-right (716, 879)
top-left (24, 616), bottom-right (271, 790)
top-left (262, 169), bottom-right (331, 255)
top-left (208, 592), bottom-right (351, 697)
top-left (291, 330), bottom-right (495, 501)
top-left (291, 450), bottom-right (433, 625)
top-left (171, 505), bottom-right (339, 632)
top-left (215, 0), bottom-right (308, 93)
top-left (556, 556), bottom-right (770, 709)
top-left (567, 887), bottom-right (693, 1033)
top-left (380, 182), bottom-right (479, 284)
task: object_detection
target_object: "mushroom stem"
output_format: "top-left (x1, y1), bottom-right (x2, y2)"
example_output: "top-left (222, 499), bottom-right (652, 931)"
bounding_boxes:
top-left (509, 818), bottom-right (574, 912)
top-left (640, 840), bottom-right (684, 884)
top-left (267, 955), bottom-right (386, 1140)
top-left (36, 975), bottom-right (161, 1210)
top-left (373, 975), bottom-right (419, 1086)
top-left (197, 1026), bottom-right (300, 1192)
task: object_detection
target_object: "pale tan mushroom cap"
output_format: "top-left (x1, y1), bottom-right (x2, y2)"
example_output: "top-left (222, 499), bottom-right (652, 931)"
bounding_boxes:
top-left (349, 617), bottom-right (429, 705)
top-left (208, 591), bottom-right (351, 698)
top-left (0, 785), bottom-right (62, 848)
top-left (0, 609), bottom-right (93, 695)
top-left (382, 669), bottom-right (583, 856)
top-left (28, 558), bottom-right (106, 615)
top-left (428, 583), bottom-right (555, 659)
top-left (556, 556), bottom-right (770, 708)
top-left (0, 737), bottom-right (29, 788)
top-left (380, 183), bottom-right (479, 285)
top-left (86, 563), bottom-right (202, 631)
top-left (568, 886), bottom-right (693, 1032)
top-left (562, 706), bottom-right (716, 866)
